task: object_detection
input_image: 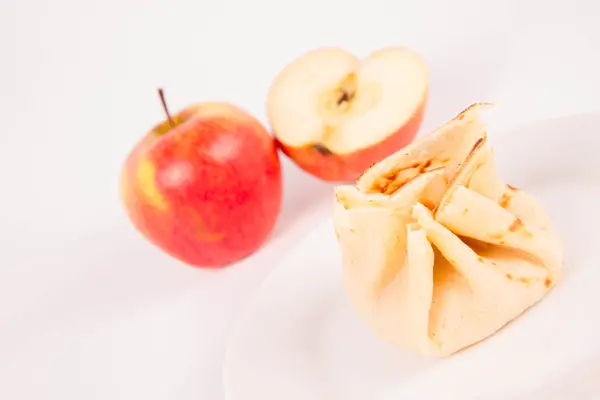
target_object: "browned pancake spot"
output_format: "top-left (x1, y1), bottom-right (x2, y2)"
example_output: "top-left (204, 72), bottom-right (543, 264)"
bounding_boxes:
top-left (519, 277), bottom-right (531, 285)
top-left (369, 161), bottom-right (442, 195)
top-left (509, 218), bottom-right (534, 237)
top-left (509, 218), bottom-right (524, 232)
top-left (499, 192), bottom-right (512, 208)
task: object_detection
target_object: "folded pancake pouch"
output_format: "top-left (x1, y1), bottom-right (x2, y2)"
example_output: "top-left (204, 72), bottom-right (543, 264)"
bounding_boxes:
top-left (332, 103), bottom-right (564, 357)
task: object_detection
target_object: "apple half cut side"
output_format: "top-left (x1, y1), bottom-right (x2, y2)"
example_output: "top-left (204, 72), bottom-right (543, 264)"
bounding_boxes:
top-left (267, 47), bottom-right (429, 182)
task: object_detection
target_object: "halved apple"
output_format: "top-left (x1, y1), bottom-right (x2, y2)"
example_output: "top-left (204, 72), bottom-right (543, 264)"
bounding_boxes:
top-left (267, 47), bottom-right (429, 182)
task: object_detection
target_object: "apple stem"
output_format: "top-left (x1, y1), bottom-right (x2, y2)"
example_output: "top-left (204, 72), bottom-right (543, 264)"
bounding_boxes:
top-left (312, 143), bottom-right (333, 155)
top-left (158, 88), bottom-right (175, 128)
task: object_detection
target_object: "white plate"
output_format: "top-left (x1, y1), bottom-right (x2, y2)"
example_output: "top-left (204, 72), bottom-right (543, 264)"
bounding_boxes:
top-left (223, 111), bottom-right (600, 400)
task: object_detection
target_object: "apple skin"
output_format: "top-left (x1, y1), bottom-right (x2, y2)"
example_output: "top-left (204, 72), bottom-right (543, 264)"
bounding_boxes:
top-left (276, 96), bottom-right (427, 183)
top-left (120, 102), bottom-right (283, 268)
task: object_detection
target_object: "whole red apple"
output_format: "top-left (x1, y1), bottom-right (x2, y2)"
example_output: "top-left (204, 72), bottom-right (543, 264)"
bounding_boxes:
top-left (120, 90), bottom-right (283, 268)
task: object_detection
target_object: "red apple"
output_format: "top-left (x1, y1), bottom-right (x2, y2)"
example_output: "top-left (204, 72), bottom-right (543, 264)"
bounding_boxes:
top-left (120, 90), bottom-right (283, 268)
top-left (267, 47), bottom-right (429, 182)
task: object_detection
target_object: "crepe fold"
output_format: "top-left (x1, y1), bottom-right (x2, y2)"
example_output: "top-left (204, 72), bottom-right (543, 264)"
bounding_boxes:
top-left (333, 103), bottom-right (563, 357)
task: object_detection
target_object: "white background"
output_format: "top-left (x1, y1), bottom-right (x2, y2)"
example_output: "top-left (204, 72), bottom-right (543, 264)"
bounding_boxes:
top-left (1, 0), bottom-right (600, 398)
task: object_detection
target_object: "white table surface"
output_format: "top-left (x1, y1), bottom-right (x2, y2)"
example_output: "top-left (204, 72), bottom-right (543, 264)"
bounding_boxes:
top-left (1, 0), bottom-right (600, 398)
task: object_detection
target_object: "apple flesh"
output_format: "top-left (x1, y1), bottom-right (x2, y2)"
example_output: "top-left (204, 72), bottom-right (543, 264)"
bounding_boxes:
top-left (120, 101), bottom-right (283, 268)
top-left (267, 47), bottom-right (429, 182)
